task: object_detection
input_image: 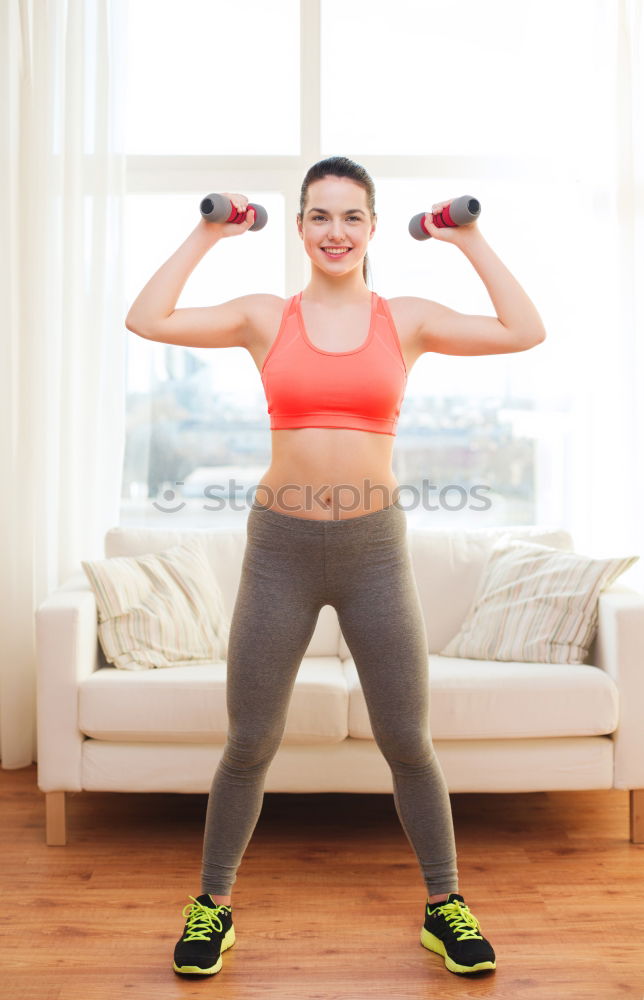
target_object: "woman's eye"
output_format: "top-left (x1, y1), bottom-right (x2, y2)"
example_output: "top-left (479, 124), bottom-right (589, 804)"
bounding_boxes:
top-left (313, 215), bottom-right (361, 221)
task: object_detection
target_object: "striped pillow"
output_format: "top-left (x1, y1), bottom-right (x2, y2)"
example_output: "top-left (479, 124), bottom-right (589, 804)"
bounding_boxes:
top-left (439, 540), bottom-right (639, 664)
top-left (81, 540), bottom-right (230, 670)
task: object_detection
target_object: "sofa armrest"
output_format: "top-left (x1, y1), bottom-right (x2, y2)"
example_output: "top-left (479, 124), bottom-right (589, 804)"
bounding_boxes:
top-left (35, 575), bottom-right (100, 793)
top-left (594, 584), bottom-right (644, 789)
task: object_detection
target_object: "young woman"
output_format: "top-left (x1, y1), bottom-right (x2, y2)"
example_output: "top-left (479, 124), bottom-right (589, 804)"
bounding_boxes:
top-left (126, 156), bottom-right (546, 979)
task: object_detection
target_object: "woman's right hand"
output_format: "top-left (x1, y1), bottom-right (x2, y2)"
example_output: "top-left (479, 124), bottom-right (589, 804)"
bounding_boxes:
top-left (198, 192), bottom-right (256, 242)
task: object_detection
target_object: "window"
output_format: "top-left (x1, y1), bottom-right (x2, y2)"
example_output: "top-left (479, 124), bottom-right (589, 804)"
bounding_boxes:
top-left (122, 0), bottom-right (615, 530)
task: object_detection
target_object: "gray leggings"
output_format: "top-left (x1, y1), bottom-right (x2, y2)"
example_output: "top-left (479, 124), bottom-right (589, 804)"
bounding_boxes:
top-left (201, 499), bottom-right (459, 898)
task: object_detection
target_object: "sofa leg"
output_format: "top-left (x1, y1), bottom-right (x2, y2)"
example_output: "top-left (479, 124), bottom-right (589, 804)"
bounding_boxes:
top-left (630, 789), bottom-right (644, 843)
top-left (46, 791), bottom-right (67, 846)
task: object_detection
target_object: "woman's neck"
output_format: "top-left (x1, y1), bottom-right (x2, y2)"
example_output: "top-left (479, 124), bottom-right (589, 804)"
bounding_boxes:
top-left (301, 269), bottom-right (371, 304)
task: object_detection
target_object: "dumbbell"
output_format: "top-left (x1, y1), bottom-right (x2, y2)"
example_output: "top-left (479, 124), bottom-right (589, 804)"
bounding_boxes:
top-left (200, 193), bottom-right (268, 231)
top-left (409, 195), bottom-right (481, 240)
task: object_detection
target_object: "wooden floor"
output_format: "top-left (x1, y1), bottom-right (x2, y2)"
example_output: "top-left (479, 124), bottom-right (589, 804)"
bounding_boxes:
top-left (2, 765), bottom-right (644, 1000)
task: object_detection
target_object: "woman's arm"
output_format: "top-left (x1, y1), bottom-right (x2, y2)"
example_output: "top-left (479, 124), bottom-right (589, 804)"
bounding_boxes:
top-left (125, 193), bottom-right (255, 345)
top-left (413, 205), bottom-right (547, 356)
top-left (456, 229), bottom-right (547, 343)
top-left (125, 220), bottom-right (222, 335)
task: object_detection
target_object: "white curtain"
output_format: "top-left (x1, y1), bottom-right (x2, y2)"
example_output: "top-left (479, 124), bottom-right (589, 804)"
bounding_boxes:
top-left (0, 0), bottom-right (642, 771)
top-left (609, 0), bottom-right (644, 578)
top-left (569, 0), bottom-right (644, 588)
top-left (0, 0), bottom-right (128, 768)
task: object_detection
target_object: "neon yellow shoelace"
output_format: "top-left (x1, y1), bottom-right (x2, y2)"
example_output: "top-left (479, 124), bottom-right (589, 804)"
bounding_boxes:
top-left (431, 900), bottom-right (483, 940)
top-left (181, 896), bottom-right (230, 941)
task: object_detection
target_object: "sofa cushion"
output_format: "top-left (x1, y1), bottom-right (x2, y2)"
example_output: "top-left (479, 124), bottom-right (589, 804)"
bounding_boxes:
top-left (79, 657), bottom-right (350, 744)
top-left (345, 655), bottom-right (618, 740)
top-left (81, 540), bottom-right (229, 670)
top-left (439, 540), bottom-right (639, 663)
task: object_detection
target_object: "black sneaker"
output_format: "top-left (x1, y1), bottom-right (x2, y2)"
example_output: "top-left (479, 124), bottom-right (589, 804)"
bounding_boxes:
top-left (420, 892), bottom-right (496, 975)
top-left (173, 893), bottom-right (235, 976)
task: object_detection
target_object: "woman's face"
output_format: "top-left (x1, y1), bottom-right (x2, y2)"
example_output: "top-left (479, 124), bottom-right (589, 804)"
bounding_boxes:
top-left (298, 175), bottom-right (375, 274)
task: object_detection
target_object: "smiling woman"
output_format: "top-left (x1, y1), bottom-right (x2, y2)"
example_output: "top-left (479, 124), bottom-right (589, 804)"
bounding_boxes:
top-left (125, 153), bottom-right (547, 978)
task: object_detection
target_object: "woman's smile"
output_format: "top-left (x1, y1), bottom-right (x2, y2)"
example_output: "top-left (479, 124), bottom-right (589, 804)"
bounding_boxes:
top-left (322, 247), bottom-right (352, 258)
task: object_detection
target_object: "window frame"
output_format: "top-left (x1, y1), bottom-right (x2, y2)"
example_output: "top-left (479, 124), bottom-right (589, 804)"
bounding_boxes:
top-left (124, 0), bottom-right (565, 298)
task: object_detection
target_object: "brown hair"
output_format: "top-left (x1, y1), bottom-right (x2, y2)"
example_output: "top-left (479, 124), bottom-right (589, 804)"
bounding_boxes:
top-left (298, 156), bottom-right (376, 286)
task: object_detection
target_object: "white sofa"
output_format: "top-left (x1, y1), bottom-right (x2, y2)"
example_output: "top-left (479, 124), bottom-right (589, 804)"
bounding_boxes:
top-left (35, 522), bottom-right (644, 846)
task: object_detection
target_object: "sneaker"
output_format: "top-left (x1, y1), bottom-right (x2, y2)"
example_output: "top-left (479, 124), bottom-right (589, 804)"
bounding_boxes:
top-left (173, 893), bottom-right (235, 976)
top-left (420, 892), bottom-right (496, 975)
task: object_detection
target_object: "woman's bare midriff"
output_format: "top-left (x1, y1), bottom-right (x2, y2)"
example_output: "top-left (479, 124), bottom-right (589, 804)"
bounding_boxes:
top-left (247, 293), bottom-right (422, 521)
top-left (255, 428), bottom-right (400, 520)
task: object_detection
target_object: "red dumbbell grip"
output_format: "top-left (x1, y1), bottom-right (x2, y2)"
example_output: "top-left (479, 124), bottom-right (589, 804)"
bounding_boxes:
top-left (420, 203), bottom-right (456, 235)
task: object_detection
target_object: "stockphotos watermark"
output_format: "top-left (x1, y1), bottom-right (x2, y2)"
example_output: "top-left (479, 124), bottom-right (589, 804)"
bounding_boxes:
top-left (150, 479), bottom-right (493, 515)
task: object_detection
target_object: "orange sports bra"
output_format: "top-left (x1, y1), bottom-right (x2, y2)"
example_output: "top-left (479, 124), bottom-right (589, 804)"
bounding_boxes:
top-left (260, 291), bottom-right (408, 436)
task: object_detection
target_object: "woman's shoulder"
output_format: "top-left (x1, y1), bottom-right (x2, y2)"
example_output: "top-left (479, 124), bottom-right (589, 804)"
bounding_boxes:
top-left (242, 292), bottom-right (289, 330)
top-left (242, 293), bottom-right (290, 338)
top-left (378, 295), bottom-right (423, 339)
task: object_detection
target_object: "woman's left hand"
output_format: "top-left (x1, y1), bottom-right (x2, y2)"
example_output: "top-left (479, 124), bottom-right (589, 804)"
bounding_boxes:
top-left (423, 200), bottom-right (480, 246)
